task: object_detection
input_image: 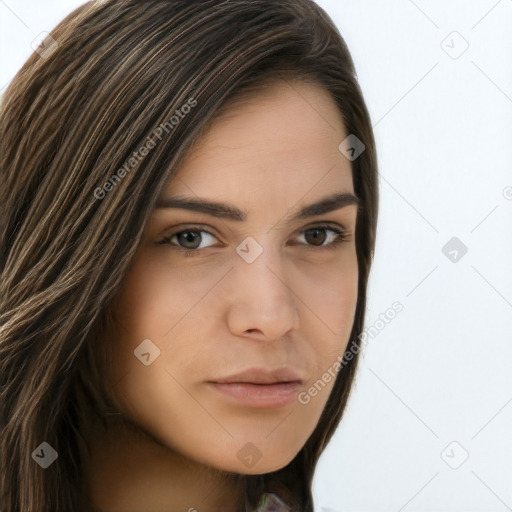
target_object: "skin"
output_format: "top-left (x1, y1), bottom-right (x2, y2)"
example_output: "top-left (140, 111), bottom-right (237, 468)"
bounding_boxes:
top-left (86, 79), bottom-right (359, 511)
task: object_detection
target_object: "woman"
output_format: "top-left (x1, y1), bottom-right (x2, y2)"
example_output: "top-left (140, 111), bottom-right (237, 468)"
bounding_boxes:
top-left (0, 0), bottom-right (379, 510)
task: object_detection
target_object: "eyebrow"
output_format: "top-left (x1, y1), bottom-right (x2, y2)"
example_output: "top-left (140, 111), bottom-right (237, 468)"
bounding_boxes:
top-left (154, 191), bottom-right (360, 222)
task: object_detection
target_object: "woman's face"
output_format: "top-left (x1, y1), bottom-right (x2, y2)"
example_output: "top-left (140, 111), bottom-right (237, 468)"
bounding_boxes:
top-left (105, 79), bottom-right (359, 474)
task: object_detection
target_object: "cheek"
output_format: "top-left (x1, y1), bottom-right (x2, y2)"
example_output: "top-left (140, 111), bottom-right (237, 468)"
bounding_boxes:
top-left (110, 251), bottom-right (216, 342)
top-left (297, 252), bottom-right (358, 339)
top-left (105, 255), bottom-right (183, 384)
top-left (105, 252), bottom-right (226, 392)
top-left (295, 255), bottom-right (358, 392)
top-left (103, 257), bottom-right (214, 448)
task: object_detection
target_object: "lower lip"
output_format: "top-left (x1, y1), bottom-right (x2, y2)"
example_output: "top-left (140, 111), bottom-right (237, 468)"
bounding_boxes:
top-left (208, 382), bottom-right (302, 408)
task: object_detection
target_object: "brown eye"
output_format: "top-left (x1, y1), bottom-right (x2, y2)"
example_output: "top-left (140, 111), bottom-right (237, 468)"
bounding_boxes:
top-left (304, 228), bottom-right (328, 246)
top-left (296, 225), bottom-right (348, 249)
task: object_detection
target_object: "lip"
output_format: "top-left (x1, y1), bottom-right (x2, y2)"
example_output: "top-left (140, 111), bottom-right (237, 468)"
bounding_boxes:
top-left (209, 366), bottom-right (305, 385)
top-left (207, 366), bottom-right (305, 408)
top-left (208, 382), bottom-right (303, 408)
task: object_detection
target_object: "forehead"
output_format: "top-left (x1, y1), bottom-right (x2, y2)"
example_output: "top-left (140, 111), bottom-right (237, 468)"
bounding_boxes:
top-left (163, 80), bottom-right (354, 207)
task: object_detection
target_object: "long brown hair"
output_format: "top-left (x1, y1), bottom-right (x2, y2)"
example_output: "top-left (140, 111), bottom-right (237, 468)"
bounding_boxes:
top-left (0, 1), bottom-right (379, 510)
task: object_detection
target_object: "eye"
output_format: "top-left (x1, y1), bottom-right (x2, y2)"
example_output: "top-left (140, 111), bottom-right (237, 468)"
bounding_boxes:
top-left (158, 227), bottom-right (219, 251)
top-left (157, 223), bottom-right (350, 255)
top-left (293, 225), bottom-right (349, 251)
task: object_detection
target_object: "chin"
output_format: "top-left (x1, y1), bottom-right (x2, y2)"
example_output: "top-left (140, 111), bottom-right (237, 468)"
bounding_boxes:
top-left (222, 449), bottom-right (300, 476)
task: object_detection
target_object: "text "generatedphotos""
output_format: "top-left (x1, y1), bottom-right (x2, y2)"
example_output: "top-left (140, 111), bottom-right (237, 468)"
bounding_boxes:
top-left (94, 97), bottom-right (197, 200)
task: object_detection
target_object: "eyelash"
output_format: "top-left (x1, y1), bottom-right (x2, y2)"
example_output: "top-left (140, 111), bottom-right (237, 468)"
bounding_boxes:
top-left (157, 224), bottom-right (350, 257)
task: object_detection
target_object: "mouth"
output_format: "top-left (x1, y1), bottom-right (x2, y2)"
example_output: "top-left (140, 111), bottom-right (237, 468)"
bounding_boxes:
top-left (207, 366), bottom-right (305, 408)
top-left (207, 381), bottom-right (303, 408)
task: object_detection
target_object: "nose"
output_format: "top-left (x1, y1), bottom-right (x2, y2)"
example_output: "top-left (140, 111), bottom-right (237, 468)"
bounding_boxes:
top-left (225, 243), bottom-right (300, 341)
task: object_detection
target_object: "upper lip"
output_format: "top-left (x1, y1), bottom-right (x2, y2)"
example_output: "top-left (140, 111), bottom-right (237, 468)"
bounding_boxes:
top-left (209, 366), bottom-right (305, 385)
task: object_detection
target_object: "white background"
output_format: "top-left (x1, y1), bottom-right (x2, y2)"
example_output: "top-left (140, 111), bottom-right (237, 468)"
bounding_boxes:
top-left (1, 1), bottom-right (511, 511)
